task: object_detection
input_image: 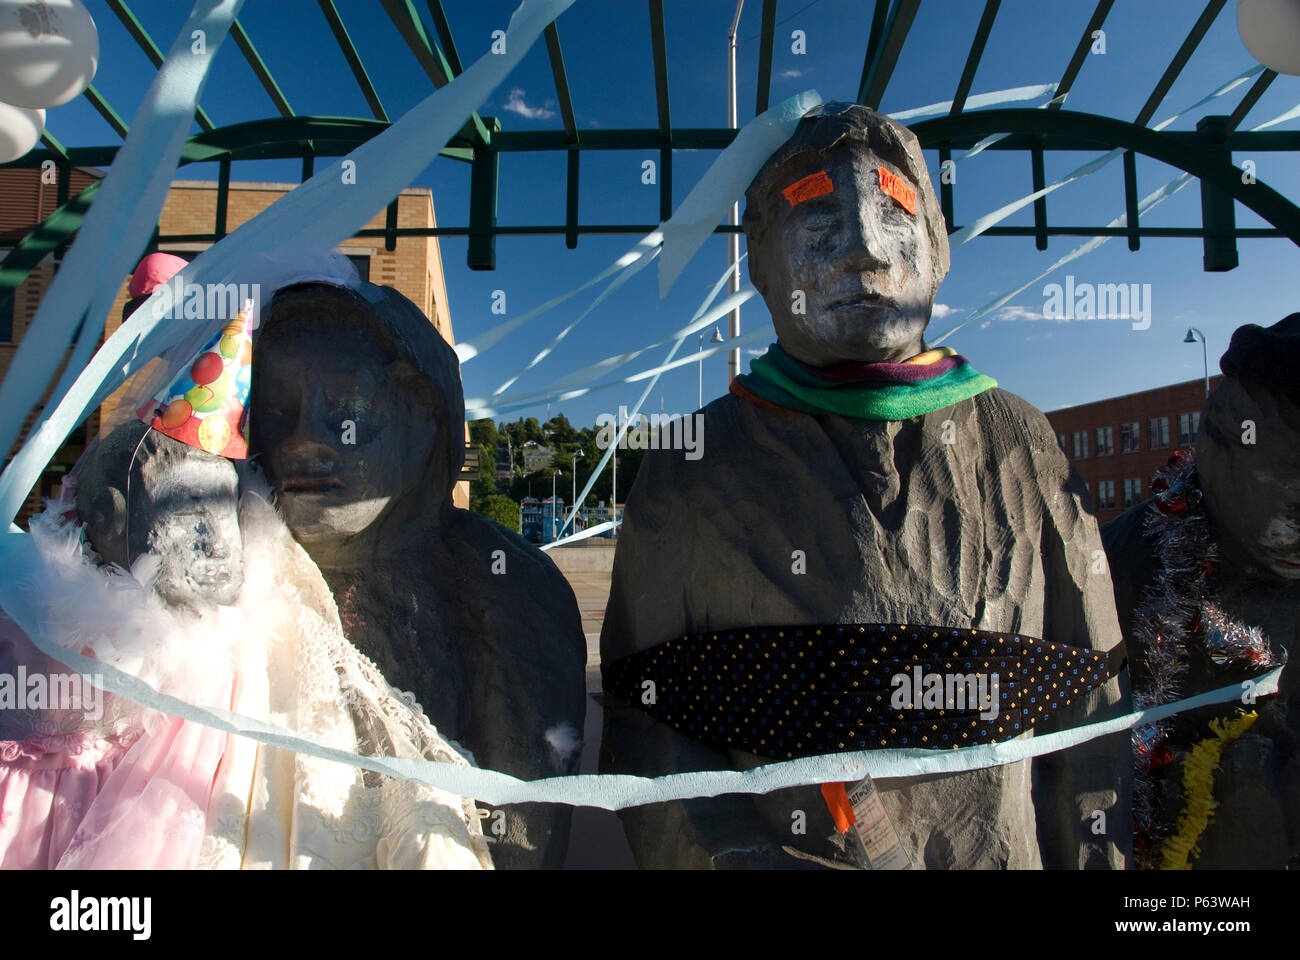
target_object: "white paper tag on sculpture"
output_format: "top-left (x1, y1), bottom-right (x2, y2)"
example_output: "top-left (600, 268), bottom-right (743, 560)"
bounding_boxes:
top-left (845, 774), bottom-right (910, 870)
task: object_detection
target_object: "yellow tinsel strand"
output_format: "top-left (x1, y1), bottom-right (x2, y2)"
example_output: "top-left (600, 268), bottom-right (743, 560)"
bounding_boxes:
top-left (1160, 710), bottom-right (1258, 870)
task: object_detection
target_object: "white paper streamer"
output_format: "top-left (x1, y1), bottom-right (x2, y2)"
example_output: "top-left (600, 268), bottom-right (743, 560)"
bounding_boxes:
top-left (0, 0), bottom-right (245, 525)
top-left (0, 530), bottom-right (1277, 810)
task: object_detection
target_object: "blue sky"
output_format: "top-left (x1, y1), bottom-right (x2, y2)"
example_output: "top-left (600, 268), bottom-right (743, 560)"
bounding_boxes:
top-left (43, 0), bottom-right (1300, 426)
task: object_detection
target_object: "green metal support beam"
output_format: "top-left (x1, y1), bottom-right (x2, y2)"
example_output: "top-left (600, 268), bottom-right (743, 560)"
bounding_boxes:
top-left (140, 224), bottom-right (1286, 244)
top-left (379, 0), bottom-right (490, 146)
top-left (951, 0), bottom-right (1000, 115)
top-left (6, 118), bottom-right (1298, 172)
top-left (755, 0), bottom-right (777, 116)
top-left (1031, 142), bottom-right (1047, 250)
top-left (911, 108), bottom-right (1300, 251)
top-left (858, 0), bottom-right (921, 109)
top-left (215, 156), bottom-right (231, 239)
top-left (318, 0), bottom-right (389, 122)
top-left (1226, 69), bottom-right (1277, 133)
top-left (230, 19), bottom-right (295, 118)
top-left (565, 150), bottom-right (580, 249)
top-left (545, 24), bottom-right (578, 142)
top-left (39, 131), bottom-right (68, 164)
top-left (1197, 115), bottom-right (1238, 271)
top-left (1123, 149), bottom-right (1140, 251)
top-left (381, 0), bottom-right (450, 85)
top-left (648, 0), bottom-right (672, 222)
top-left (82, 85), bottom-right (129, 138)
top-left (425, 0), bottom-right (464, 76)
top-left (860, 0), bottom-right (891, 100)
top-left (468, 117), bottom-right (502, 269)
top-left (649, 0), bottom-right (670, 137)
top-left (107, 0), bottom-right (215, 132)
top-left (0, 181), bottom-right (101, 308)
top-left (1134, 0), bottom-right (1226, 127)
top-left (1049, 0), bottom-right (1114, 110)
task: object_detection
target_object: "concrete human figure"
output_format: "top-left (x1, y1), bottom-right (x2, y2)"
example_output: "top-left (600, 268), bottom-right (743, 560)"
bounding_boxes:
top-left (250, 280), bottom-right (586, 869)
top-left (599, 102), bottom-right (1130, 869)
top-left (1103, 314), bottom-right (1299, 868)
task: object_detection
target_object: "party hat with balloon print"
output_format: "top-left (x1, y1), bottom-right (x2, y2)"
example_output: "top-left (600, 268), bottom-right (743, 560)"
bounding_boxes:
top-left (136, 300), bottom-right (255, 458)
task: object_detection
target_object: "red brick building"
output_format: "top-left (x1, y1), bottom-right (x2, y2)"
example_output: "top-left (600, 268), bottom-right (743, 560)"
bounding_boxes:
top-left (1045, 375), bottom-right (1224, 524)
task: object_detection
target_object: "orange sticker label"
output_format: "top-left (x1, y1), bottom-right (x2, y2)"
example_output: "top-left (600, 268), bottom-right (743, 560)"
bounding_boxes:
top-left (781, 170), bottom-right (834, 206)
top-left (878, 166), bottom-right (916, 215)
top-left (820, 781), bottom-right (856, 834)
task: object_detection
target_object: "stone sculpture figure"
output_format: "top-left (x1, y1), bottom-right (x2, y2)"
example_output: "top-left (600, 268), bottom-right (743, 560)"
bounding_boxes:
top-left (250, 281), bottom-right (587, 869)
top-left (1103, 314), bottom-right (1300, 868)
top-left (599, 102), bottom-right (1131, 869)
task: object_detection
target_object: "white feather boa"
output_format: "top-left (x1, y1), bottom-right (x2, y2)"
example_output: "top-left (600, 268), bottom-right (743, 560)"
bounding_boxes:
top-left (5, 473), bottom-right (492, 869)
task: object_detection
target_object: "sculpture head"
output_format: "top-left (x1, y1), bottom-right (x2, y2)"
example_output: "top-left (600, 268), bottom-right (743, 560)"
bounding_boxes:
top-left (76, 420), bottom-right (244, 608)
top-left (742, 101), bottom-right (950, 367)
top-left (250, 282), bottom-right (464, 552)
top-left (1197, 313), bottom-right (1300, 581)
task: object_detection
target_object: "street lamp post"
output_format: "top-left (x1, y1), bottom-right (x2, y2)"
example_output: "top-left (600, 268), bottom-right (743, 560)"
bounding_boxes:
top-left (551, 469), bottom-right (562, 542)
top-left (571, 448), bottom-right (584, 532)
top-left (698, 326), bottom-right (725, 408)
top-left (1184, 327), bottom-right (1209, 398)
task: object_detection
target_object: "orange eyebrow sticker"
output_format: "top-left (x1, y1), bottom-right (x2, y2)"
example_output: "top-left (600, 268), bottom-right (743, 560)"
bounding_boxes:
top-left (877, 167), bottom-right (916, 215)
top-left (781, 170), bottom-right (834, 206)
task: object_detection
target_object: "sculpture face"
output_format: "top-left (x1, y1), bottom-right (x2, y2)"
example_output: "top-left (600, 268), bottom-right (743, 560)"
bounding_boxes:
top-left (252, 311), bottom-right (438, 545)
top-left (748, 144), bottom-right (936, 366)
top-left (1199, 381), bottom-right (1300, 581)
top-left (136, 445), bottom-right (243, 608)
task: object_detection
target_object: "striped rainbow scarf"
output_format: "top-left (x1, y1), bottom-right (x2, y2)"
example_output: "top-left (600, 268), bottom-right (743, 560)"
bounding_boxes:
top-left (731, 342), bottom-right (997, 420)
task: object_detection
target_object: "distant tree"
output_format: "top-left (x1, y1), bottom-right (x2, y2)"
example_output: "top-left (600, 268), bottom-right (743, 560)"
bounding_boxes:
top-left (468, 418), bottom-right (500, 498)
top-left (494, 411), bottom-right (648, 507)
top-left (472, 493), bottom-right (521, 532)
top-left (543, 413), bottom-right (579, 444)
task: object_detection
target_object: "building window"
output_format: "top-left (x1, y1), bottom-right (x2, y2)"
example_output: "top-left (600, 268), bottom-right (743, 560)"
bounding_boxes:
top-left (1148, 416), bottom-right (1170, 450)
top-left (1095, 425), bottom-right (1114, 456)
top-left (1096, 480), bottom-right (1116, 509)
top-left (346, 254), bottom-right (371, 282)
top-left (1056, 432), bottom-right (1066, 452)
top-left (1122, 477), bottom-right (1143, 507)
top-left (1072, 431), bottom-right (1089, 459)
top-left (1120, 421), bottom-right (1140, 453)
top-left (1178, 412), bottom-right (1201, 447)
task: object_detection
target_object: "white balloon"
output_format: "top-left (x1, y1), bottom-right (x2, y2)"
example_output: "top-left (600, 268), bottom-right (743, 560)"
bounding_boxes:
top-left (0, 100), bottom-right (44, 162)
top-left (0, 0), bottom-right (99, 108)
top-left (1238, 0), bottom-right (1300, 76)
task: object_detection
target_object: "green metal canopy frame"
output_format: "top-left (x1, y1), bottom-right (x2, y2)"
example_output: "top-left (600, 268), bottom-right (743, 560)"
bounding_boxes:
top-left (3, 0), bottom-right (1300, 310)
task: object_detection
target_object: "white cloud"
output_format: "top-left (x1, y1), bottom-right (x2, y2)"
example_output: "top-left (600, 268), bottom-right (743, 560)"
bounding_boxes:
top-left (931, 303), bottom-right (959, 318)
top-left (502, 87), bottom-right (556, 120)
top-left (745, 348), bottom-right (766, 356)
top-left (995, 305), bottom-right (1045, 322)
top-left (777, 68), bottom-right (805, 79)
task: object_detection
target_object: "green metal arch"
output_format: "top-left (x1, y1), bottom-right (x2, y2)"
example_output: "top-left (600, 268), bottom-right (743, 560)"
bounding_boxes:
top-left (910, 108), bottom-right (1300, 247)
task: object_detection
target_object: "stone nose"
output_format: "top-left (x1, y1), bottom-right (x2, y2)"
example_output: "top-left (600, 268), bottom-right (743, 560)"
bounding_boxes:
top-left (836, 194), bottom-right (892, 274)
top-left (278, 381), bottom-right (342, 465)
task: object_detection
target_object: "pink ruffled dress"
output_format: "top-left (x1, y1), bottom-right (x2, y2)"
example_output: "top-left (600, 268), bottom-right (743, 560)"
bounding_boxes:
top-left (0, 616), bottom-right (232, 870)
